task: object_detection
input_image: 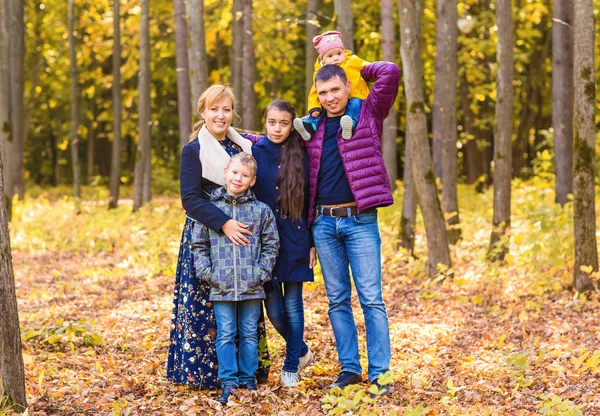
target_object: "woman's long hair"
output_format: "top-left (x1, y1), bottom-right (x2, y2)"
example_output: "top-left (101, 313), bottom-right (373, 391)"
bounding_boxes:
top-left (189, 85), bottom-right (238, 141)
top-left (265, 99), bottom-right (306, 222)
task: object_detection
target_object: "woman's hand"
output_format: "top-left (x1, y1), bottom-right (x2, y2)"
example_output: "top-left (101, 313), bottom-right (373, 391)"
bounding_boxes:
top-left (222, 219), bottom-right (252, 246)
top-left (309, 247), bottom-right (318, 269)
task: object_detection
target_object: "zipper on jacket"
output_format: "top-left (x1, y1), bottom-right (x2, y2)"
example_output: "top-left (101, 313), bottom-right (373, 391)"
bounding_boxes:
top-left (232, 198), bottom-right (238, 300)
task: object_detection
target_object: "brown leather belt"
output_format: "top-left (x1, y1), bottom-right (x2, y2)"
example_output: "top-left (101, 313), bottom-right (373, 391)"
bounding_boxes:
top-left (317, 205), bottom-right (376, 218)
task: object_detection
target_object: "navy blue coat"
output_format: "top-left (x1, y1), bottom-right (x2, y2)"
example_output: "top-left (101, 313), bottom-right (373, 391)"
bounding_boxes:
top-left (180, 139), bottom-right (230, 232)
top-left (251, 137), bottom-right (314, 283)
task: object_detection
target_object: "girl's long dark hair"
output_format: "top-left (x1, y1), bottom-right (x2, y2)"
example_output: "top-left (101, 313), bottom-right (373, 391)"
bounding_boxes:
top-left (265, 99), bottom-right (306, 222)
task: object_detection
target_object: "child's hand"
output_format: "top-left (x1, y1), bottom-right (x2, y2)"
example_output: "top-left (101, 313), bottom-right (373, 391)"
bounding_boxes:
top-left (309, 247), bottom-right (318, 269)
top-left (310, 110), bottom-right (321, 118)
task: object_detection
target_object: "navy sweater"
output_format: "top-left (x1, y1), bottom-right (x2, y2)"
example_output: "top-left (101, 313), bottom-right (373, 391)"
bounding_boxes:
top-left (252, 137), bottom-right (314, 283)
top-left (180, 138), bottom-right (231, 232)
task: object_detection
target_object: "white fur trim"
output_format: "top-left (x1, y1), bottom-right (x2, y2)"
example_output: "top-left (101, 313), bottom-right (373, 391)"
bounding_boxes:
top-left (198, 125), bottom-right (253, 186)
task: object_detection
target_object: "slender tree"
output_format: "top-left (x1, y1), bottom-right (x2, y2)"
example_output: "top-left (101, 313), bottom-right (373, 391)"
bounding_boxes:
top-left (381, 0), bottom-right (397, 190)
top-left (553, 0), bottom-right (573, 206)
top-left (0, 152), bottom-right (27, 411)
top-left (399, 0), bottom-right (451, 275)
top-left (186, 0), bottom-right (208, 116)
top-left (87, 96), bottom-right (96, 184)
top-left (432, 0), bottom-right (460, 243)
top-left (8, 0), bottom-right (24, 200)
top-left (0, 0), bottom-right (10, 217)
top-left (133, 0), bottom-right (151, 212)
top-left (305, 0), bottom-right (319, 103)
top-left (230, 0), bottom-right (243, 120)
top-left (488, 0), bottom-right (514, 261)
top-left (174, 0), bottom-right (192, 149)
top-left (334, 0), bottom-right (353, 51)
top-left (572, 0), bottom-right (597, 292)
top-left (109, 0), bottom-right (122, 209)
top-left (241, 0), bottom-right (257, 130)
top-left (68, 0), bottom-right (81, 199)
top-left (399, 108), bottom-right (417, 253)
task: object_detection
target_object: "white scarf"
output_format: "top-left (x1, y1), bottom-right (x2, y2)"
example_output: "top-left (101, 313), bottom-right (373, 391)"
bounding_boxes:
top-left (198, 125), bottom-right (253, 186)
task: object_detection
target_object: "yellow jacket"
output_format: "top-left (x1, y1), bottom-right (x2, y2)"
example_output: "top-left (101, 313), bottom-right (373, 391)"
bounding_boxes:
top-left (307, 50), bottom-right (370, 113)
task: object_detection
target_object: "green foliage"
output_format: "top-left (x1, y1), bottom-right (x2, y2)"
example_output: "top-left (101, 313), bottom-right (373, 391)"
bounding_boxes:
top-left (321, 371), bottom-right (394, 415)
top-left (503, 351), bottom-right (534, 391)
top-left (22, 320), bottom-right (103, 348)
top-left (538, 394), bottom-right (584, 416)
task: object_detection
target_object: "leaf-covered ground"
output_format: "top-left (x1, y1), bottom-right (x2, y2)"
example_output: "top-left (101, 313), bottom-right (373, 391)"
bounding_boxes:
top-left (9, 181), bottom-right (600, 415)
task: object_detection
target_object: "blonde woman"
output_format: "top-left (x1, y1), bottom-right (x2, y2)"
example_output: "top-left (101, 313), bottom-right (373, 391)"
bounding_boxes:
top-left (167, 85), bottom-right (270, 389)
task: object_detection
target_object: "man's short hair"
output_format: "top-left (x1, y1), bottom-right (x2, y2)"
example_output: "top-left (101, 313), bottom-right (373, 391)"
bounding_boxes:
top-left (315, 64), bottom-right (348, 85)
top-left (227, 152), bottom-right (257, 176)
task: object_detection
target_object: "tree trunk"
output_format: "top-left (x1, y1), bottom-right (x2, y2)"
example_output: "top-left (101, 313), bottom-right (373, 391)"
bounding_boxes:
top-left (8, 0), bottom-right (24, 200)
top-left (460, 79), bottom-right (483, 185)
top-left (334, 0), bottom-right (354, 51)
top-left (231, 0), bottom-right (243, 121)
top-left (186, 0), bottom-right (208, 117)
top-left (0, 152), bottom-right (27, 411)
top-left (241, 0), bottom-right (257, 131)
top-left (109, 0), bottom-right (122, 209)
top-left (513, 16), bottom-right (549, 177)
top-left (553, 0), bottom-right (573, 206)
top-left (399, 0), bottom-right (451, 276)
top-left (488, 0), bottom-right (514, 261)
top-left (133, 0), bottom-right (151, 212)
top-left (68, 0), bottom-right (81, 200)
top-left (0, 0), bottom-right (11, 218)
top-left (305, 0), bottom-right (319, 104)
top-left (399, 105), bottom-right (417, 253)
top-left (87, 96), bottom-right (96, 184)
top-left (380, 0), bottom-right (398, 191)
top-left (433, 0), bottom-right (460, 243)
top-left (174, 0), bottom-right (192, 148)
top-left (572, 0), bottom-right (597, 292)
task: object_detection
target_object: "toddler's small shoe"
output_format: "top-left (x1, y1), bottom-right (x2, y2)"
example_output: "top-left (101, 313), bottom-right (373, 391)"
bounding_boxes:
top-left (340, 115), bottom-right (353, 140)
top-left (294, 118), bottom-right (313, 141)
top-left (281, 370), bottom-right (299, 387)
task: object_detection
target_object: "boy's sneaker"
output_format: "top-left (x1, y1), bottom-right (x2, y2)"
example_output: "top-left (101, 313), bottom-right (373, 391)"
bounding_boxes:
top-left (293, 118), bottom-right (312, 141)
top-left (340, 115), bottom-right (353, 140)
top-left (298, 348), bottom-right (314, 373)
top-left (281, 370), bottom-right (299, 387)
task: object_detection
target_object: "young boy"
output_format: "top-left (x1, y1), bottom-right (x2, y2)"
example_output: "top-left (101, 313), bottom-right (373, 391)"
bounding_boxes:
top-left (294, 30), bottom-right (371, 141)
top-left (192, 152), bottom-right (279, 404)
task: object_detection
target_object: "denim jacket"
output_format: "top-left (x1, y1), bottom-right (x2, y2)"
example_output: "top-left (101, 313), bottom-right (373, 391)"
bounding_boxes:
top-left (192, 187), bottom-right (279, 301)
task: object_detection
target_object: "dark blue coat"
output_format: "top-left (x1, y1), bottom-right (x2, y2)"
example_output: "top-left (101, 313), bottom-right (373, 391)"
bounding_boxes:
top-left (251, 136), bottom-right (314, 283)
top-left (180, 139), bottom-right (230, 232)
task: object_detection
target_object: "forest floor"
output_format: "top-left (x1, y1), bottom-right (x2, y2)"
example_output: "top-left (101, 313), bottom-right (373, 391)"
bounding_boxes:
top-left (8, 179), bottom-right (600, 416)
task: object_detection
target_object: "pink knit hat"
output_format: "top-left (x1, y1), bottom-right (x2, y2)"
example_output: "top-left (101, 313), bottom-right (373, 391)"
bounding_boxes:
top-left (313, 30), bottom-right (345, 58)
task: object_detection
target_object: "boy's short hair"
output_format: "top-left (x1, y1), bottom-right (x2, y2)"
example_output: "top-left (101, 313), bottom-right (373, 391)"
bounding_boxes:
top-left (227, 152), bottom-right (257, 176)
top-left (315, 64), bottom-right (348, 85)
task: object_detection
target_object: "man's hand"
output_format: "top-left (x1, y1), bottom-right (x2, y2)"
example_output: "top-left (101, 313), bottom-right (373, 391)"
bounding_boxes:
top-left (222, 219), bottom-right (252, 246)
top-left (309, 247), bottom-right (318, 269)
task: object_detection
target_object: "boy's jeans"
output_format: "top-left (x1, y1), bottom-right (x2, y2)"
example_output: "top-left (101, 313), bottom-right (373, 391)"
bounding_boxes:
top-left (214, 299), bottom-right (262, 386)
top-left (264, 282), bottom-right (308, 372)
top-left (311, 210), bottom-right (391, 382)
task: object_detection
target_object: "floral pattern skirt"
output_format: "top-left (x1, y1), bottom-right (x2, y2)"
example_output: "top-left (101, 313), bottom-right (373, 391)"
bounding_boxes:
top-left (166, 217), bottom-right (271, 388)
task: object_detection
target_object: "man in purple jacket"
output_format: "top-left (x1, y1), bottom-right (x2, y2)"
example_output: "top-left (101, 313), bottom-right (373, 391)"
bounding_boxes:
top-left (304, 62), bottom-right (400, 393)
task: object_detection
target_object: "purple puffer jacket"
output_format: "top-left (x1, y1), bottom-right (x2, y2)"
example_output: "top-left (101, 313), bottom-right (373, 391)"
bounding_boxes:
top-left (305, 61), bottom-right (401, 225)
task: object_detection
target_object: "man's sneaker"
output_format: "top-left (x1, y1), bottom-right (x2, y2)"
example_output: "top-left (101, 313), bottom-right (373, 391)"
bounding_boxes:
top-left (340, 115), bottom-right (353, 140)
top-left (369, 378), bottom-right (391, 398)
top-left (326, 371), bottom-right (363, 390)
top-left (281, 370), bottom-right (299, 387)
top-left (298, 348), bottom-right (314, 373)
top-left (293, 118), bottom-right (312, 141)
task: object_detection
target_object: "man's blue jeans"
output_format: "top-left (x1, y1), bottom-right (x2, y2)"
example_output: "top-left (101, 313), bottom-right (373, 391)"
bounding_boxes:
top-left (264, 282), bottom-right (309, 372)
top-left (311, 210), bottom-right (390, 382)
top-left (214, 299), bottom-right (262, 387)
